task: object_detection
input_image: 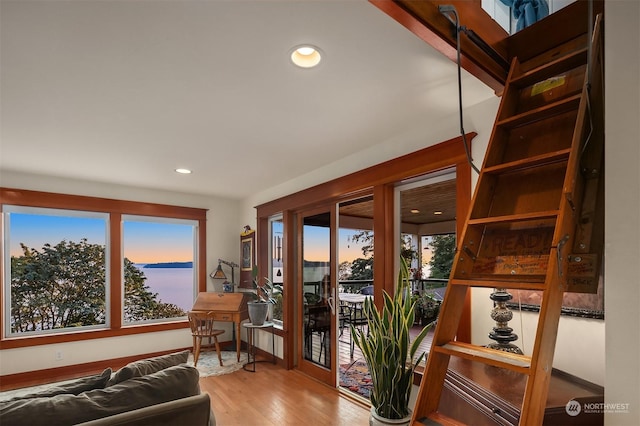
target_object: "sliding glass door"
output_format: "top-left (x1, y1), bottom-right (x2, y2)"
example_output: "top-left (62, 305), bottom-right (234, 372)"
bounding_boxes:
top-left (296, 206), bottom-right (337, 385)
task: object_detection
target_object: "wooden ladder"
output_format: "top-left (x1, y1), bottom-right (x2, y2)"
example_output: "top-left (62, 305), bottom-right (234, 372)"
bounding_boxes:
top-left (412, 14), bottom-right (604, 426)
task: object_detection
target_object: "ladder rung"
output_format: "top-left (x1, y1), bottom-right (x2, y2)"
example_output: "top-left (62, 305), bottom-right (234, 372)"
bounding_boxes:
top-left (450, 278), bottom-right (547, 291)
top-left (497, 94), bottom-right (580, 128)
top-left (467, 210), bottom-right (559, 226)
top-left (511, 47), bottom-right (588, 88)
top-left (434, 342), bottom-right (532, 374)
top-left (483, 149), bottom-right (571, 175)
top-left (414, 412), bottom-right (466, 426)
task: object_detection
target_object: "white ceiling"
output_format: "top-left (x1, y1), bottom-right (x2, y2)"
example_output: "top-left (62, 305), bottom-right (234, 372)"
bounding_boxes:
top-left (0, 0), bottom-right (495, 200)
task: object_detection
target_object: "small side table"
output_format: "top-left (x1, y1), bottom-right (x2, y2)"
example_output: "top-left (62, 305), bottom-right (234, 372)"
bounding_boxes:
top-left (242, 321), bottom-right (275, 372)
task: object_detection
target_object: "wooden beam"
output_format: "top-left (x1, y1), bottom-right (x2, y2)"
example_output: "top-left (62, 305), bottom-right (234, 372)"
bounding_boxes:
top-left (370, 0), bottom-right (509, 93)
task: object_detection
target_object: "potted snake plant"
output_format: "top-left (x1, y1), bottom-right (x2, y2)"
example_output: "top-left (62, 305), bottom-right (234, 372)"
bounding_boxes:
top-left (351, 257), bottom-right (431, 425)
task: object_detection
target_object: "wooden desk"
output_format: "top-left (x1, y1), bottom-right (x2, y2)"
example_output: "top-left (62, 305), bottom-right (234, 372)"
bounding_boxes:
top-left (191, 292), bottom-right (251, 361)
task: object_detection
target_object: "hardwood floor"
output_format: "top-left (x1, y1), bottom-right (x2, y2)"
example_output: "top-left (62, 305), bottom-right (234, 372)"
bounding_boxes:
top-left (199, 362), bottom-right (371, 426)
top-left (200, 324), bottom-right (434, 425)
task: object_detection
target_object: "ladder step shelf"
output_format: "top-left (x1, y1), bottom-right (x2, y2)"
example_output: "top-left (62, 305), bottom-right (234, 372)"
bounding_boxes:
top-left (449, 278), bottom-right (547, 291)
top-left (496, 94), bottom-right (580, 128)
top-left (483, 150), bottom-right (571, 175)
top-left (433, 342), bottom-right (532, 374)
top-left (414, 412), bottom-right (467, 426)
top-left (510, 48), bottom-right (588, 88)
top-left (467, 210), bottom-right (559, 226)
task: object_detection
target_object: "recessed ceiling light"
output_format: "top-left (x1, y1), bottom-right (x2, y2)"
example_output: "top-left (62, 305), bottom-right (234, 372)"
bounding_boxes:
top-left (410, 209), bottom-right (420, 214)
top-left (433, 211), bottom-right (443, 215)
top-left (175, 168), bottom-right (192, 174)
top-left (290, 44), bottom-right (322, 68)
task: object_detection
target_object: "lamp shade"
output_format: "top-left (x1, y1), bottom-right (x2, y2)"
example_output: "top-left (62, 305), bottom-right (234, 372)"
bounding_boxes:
top-left (211, 263), bottom-right (227, 280)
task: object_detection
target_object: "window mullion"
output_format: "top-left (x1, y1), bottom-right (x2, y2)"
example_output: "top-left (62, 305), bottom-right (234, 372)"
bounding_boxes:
top-left (110, 213), bottom-right (122, 329)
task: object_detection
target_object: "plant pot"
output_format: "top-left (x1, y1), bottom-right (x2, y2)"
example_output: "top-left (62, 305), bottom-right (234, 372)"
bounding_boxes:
top-left (369, 407), bottom-right (412, 426)
top-left (248, 301), bottom-right (269, 326)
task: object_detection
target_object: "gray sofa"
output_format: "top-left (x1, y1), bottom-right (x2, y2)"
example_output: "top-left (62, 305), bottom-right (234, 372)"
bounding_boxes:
top-left (0, 351), bottom-right (215, 426)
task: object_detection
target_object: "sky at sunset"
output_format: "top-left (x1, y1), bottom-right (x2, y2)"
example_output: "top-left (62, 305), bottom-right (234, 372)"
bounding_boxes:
top-left (301, 226), bottom-right (369, 263)
top-left (8, 211), bottom-right (194, 264)
top-left (123, 220), bottom-right (193, 264)
top-left (9, 210), bottom-right (364, 266)
top-left (8, 212), bottom-right (106, 257)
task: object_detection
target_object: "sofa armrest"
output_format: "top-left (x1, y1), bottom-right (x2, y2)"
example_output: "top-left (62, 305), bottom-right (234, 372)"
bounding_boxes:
top-left (75, 393), bottom-right (215, 426)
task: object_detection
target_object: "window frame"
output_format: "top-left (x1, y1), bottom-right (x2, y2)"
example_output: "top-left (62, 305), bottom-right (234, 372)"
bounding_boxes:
top-left (3, 205), bottom-right (111, 337)
top-left (121, 214), bottom-right (199, 326)
top-left (0, 188), bottom-right (207, 349)
top-left (268, 214), bottom-right (284, 328)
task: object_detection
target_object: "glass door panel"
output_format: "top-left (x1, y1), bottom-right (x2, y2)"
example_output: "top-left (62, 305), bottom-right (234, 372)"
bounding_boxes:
top-left (297, 208), bottom-right (336, 385)
top-left (337, 195), bottom-right (374, 397)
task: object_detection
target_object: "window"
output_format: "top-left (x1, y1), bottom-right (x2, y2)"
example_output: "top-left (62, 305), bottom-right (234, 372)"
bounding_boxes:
top-left (339, 228), bottom-right (373, 293)
top-left (122, 216), bottom-right (197, 324)
top-left (269, 216), bottom-right (283, 325)
top-left (423, 234), bottom-right (456, 280)
top-left (1, 188), bottom-right (206, 347)
top-left (4, 206), bottom-right (109, 336)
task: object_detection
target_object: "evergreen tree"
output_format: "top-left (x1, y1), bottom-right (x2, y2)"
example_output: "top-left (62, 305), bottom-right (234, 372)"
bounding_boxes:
top-left (427, 234), bottom-right (456, 279)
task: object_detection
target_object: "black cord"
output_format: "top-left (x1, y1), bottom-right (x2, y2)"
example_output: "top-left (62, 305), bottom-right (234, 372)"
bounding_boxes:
top-left (440, 6), bottom-right (481, 175)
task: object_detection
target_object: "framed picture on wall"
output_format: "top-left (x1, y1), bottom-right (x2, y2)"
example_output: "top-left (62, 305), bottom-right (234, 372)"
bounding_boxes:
top-left (239, 226), bottom-right (255, 288)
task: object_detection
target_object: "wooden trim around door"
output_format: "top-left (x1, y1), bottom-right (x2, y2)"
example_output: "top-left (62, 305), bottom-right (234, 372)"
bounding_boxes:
top-left (256, 134), bottom-right (476, 367)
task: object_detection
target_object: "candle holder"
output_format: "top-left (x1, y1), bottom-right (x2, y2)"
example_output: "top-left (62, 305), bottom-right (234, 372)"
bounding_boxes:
top-left (485, 288), bottom-right (523, 355)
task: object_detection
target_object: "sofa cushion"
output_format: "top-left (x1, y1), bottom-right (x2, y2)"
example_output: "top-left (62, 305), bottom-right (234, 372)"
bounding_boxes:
top-left (5, 368), bottom-right (112, 401)
top-left (75, 393), bottom-right (215, 426)
top-left (106, 350), bottom-right (189, 386)
top-left (0, 364), bottom-right (200, 426)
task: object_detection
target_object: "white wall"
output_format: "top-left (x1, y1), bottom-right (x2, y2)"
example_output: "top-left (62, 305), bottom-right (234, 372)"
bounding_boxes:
top-left (471, 287), bottom-right (605, 385)
top-left (242, 94), bottom-right (498, 214)
top-left (604, 1), bottom-right (640, 424)
top-left (0, 171), bottom-right (242, 375)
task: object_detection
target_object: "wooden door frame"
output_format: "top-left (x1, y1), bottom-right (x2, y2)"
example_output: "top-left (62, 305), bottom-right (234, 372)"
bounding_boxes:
top-left (256, 134), bottom-right (476, 368)
top-left (293, 204), bottom-right (338, 385)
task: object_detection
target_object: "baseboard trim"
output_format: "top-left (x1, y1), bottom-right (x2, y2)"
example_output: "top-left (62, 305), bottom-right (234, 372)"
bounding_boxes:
top-left (0, 346), bottom-right (191, 391)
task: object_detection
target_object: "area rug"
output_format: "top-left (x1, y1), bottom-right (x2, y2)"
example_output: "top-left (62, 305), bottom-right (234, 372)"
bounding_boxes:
top-left (187, 351), bottom-right (245, 377)
top-left (339, 359), bottom-right (372, 399)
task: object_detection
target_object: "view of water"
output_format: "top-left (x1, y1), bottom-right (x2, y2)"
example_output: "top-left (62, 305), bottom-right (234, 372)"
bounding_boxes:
top-left (133, 265), bottom-right (194, 312)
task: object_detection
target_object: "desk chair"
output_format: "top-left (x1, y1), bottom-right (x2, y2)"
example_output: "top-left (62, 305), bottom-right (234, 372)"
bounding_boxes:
top-left (187, 311), bottom-right (224, 367)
